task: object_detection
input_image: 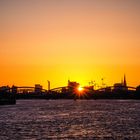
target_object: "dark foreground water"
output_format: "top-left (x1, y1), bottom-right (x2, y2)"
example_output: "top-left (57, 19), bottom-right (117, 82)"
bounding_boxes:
top-left (0, 100), bottom-right (140, 140)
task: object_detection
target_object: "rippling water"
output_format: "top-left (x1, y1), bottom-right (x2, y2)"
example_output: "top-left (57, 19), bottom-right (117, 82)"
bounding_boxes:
top-left (0, 100), bottom-right (140, 140)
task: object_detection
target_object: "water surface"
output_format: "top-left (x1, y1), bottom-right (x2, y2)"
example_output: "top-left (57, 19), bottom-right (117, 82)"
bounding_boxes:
top-left (0, 100), bottom-right (140, 139)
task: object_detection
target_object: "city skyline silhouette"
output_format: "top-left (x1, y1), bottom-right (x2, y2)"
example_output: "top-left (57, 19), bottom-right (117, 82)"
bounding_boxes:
top-left (0, 76), bottom-right (140, 101)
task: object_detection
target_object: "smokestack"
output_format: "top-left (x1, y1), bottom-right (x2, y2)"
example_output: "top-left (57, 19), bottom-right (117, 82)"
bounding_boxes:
top-left (47, 80), bottom-right (50, 91)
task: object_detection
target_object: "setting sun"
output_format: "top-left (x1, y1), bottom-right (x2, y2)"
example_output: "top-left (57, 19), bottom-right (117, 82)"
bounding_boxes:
top-left (78, 86), bottom-right (83, 92)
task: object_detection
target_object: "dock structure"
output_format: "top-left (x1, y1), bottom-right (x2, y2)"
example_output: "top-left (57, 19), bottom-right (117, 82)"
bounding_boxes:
top-left (0, 86), bottom-right (16, 105)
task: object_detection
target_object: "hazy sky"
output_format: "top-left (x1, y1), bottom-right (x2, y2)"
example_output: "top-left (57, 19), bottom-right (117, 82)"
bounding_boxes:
top-left (0, 0), bottom-right (140, 88)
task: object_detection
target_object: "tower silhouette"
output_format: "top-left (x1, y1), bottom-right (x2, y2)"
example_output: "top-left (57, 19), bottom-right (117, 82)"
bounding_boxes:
top-left (47, 81), bottom-right (50, 91)
top-left (123, 75), bottom-right (127, 87)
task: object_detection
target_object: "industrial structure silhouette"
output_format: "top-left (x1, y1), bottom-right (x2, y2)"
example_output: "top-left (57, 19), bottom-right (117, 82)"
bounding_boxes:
top-left (0, 75), bottom-right (140, 105)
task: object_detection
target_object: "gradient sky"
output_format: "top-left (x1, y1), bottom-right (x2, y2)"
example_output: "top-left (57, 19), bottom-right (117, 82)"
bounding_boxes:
top-left (0, 0), bottom-right (140, 89)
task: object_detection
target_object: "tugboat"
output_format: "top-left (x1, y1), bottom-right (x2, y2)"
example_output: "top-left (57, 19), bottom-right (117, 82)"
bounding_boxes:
top-left (0, 86), bottom-right (16, 105)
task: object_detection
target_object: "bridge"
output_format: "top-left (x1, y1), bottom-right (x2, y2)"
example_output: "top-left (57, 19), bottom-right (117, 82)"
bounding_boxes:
top-left (97, 86), bottom-right (136, 92)
top-left (50, 86), bottom-right (68, 93)
top-left (0, 86), bottom-right (46, 94)
top-left (0, 85), bottom-right (137, 94)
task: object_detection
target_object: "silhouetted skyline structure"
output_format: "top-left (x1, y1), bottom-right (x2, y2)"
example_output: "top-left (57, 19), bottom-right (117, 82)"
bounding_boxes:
top-left (0, 75), bottom-right (140, 103)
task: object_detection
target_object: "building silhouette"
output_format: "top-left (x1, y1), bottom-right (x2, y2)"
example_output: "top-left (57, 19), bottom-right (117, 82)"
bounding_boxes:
top-left (68, 80), bottom-right (80, 93)
top-left (35, 84), bottom-right (42, 93)
top-left (113, 75), bottom-right (128, 92)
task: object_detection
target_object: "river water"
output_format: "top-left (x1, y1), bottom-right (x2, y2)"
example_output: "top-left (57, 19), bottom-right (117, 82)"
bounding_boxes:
top-left (0, 100), bottom-right (140, 140)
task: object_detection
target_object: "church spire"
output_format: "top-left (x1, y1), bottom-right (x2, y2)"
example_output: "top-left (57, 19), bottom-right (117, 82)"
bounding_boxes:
top-left (123, 74), bottom-right (127, 87)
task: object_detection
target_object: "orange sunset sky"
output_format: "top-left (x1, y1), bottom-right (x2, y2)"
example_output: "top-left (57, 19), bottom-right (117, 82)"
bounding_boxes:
top-left (0, 0), bottom-right (140, 89)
